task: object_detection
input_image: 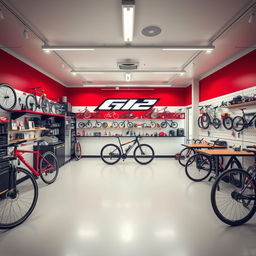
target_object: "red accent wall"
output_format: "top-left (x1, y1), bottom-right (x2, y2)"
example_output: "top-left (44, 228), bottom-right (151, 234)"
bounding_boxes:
top-left (67, 87), bottom-right (189, 106)
top-left (185, 85), bottom-right (192, 105)
top-left (0, 50), bottom-right (66, 99)
top-left (199, 50), bottom-right (256, 102)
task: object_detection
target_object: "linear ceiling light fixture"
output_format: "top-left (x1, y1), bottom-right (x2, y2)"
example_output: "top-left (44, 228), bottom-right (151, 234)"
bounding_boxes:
top-left (162, 45), bottom-right (215, 51)
top-left (42, 46), bottom-right (95, 52)
top-left (71, 70), bottom-right (186, 74)
top-left (122, 0), bottom-right (135, 43)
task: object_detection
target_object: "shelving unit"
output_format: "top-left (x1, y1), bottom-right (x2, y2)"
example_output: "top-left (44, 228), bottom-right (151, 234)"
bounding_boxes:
top-left (9, 110), bottom-right (65, 120)
top-left (9, 128), bottom-right (49, 132)
top-left (225, 101), bottom-right (256, 109)
top-left (9, 136), bottom-right (42, 143)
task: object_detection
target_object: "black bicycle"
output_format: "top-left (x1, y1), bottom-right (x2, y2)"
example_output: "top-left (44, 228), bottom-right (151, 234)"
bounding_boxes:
top-left (211, 146), bottom-right (256, 226)
top-left (185, 145), bottom-right (241, 182)
top-left (199, 105), bottom-right (221, 129)
top-left (233, 108), bottom-right (256, 132)
top-left (160, 119), bottom-right (178, 128)
top-left (100, 136), bottom-right (154, 165)
top-left (0, 83), bottom-right (17, 111)
top-left (0, 141), bottom-right (38, 229)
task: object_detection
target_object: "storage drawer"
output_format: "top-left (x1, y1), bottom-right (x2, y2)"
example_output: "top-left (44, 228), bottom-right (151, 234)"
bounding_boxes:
top-left (0, 160), bottom-right (9, 171)
top-left (0, 167), bottom-right (9, 196)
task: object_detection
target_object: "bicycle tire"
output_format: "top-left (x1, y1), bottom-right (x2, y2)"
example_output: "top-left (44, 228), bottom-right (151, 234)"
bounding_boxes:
top-left (178, 147), bottom-right (196, 167)
top-left (171, 121), bottom-right (178, 128)
top-left (160, 121), bottom-right (167, 128)
top-left (198, 116), bottom-right (202, 128)
top-left (100, 144), bottom-right (121, 165)
top-left (78, 122), bottom-right (85, 128)
top-left (75, 141), bottom-right (82, 160)
top-left (212, 118), bottom-right (221, 129)
top-left (0, 167), bottom-right (38, 229)
top-left (127, 121), bottom-right (134, 128)
top-left (102, 122), bottom-right (108, 128)
top-left (41, 98), bottom-right (50, 113)
top-left (133, 144), bottom-right (154, 165)
top-left (39, 151), bottom-right (59, 184)
top-left (223, 116), bottom-right (233, 130)
top-left (0, 83), bottom-right (17, 111)
top-left (25, 94), bottom-right (37, 111)
top-left (85, 121), bottom-right (92, 128)
top-left (233, 116), bottom-right (245, 132)
top-left (211, 168), bottom-right (256, 226)
top-left (119, 122), bottom-right (126, 128)
top-left (185, 154), bottom-right (212, 182)
top-left (112, 122), bottom-right (119, 128)
top-left (201, 113), bottom-right (210, 129)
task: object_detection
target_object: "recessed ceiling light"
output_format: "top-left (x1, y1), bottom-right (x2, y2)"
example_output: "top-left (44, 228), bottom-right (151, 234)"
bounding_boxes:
top-left (142, 26), bottom-right (161, 37)
top-left (248, 13), bottom-right (255, 24)
top-left (23, 29), bottom-right (29, 40)
top-left (122, 0), bottom-right (135, 43)
top-left (72, 72), bottom-right (77, 76)
top-left (0, 9), bottom-right (4, 20)
top-left (206, 49), bottom-right (213, 54)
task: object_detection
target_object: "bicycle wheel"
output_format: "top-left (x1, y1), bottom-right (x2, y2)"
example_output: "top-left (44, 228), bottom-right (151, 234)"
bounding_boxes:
top-left (100, 144), bottom-right (121, 165)
top-left (119, 122), bottom-right (126, 128)
top-left (185, 154), bottom-right (212, 182)
top-left (200, 113), bottom-right (210, 129)
top-left (26, 94), bottom-right (37, 111)
top-left (78, 122), bottom-right (85, 128)
top-left (223, 116), bottom-right (233, 130)
top-left (211, 168), bottom-right (256, 226)
top-left (41, 98), bottom-right (50, 113)
top-left (160, 121), bottom-right (167, 128)
top-left (0, 83), bottom-right (17, 111)
top-left (212, 118), bottom-right (221, 129)
top-left (233, 116), bottom-right (245, 132)
top-left (0, 167), bottom-right (38, 229)
top-left (39, 151), bottom-right (59, 184)
top-left (178, 147), bottom-right (195, 167)
top-left (75, 141), bottom-right (82, 160)
top-left (134, 144), bottom-right (154, 165)
top-left (112, 122), bottom-right (119, 128)
top-left (171, 121), bottom-right (178, 128)
top-left (85, 121), bottom-right (92, 128)
top-left (198, 116), bottom-right (202, 128)
top-left (102, 122), bottom-right (108, 128)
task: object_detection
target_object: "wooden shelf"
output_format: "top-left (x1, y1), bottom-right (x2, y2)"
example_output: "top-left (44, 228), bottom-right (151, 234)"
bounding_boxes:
top-left (9, 128), bottom-right (48, 132)
top-left (77, 118), bottom-right (184, 120)
top-left (9, 137), bottom-right (42, 143)
top-left (77, 127), bottom-right (164, 129)
top-left (76, 136), bottom-right (185, 138)
top-left (225, 101), bottom-right (256, 109)
top-left (9, 110), bottom-right (65, 120)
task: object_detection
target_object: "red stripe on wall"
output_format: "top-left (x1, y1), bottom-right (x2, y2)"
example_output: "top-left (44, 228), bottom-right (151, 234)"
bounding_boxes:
top-left (0, 50), bottom-right (66, 99)
top-left (67, 87), bottom-right (189, 107)
top-left (199, 50), bottom-right (256, 102)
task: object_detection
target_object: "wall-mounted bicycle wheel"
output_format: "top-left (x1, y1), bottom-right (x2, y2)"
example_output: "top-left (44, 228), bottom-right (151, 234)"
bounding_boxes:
top-left (171, 121), bottom-right (178, 128)
top-left (212, 118), bottom-right (221, 129)
top-left (134, 144), bottom-right (154, 164)
top-left (200, 113), bottom-right (210, 129)
top-left (160, 121), bottom-right (167, 128)
top-left (211, 168), bottom-right (256, 226)
top-left (233, 116), bottom-right (245, 131)
top-left (25, 94), bottom-right (37, 111)
top-left (100, 144), bottom-right (121, 164)
top-left (0, 83), bottom-right (17, 111)
top-left (41, 98), bottom-right (50, 113)
top-left (78, 122), bottom-right (85, 128)
top-left (178, 147), bottom-right (195, 167)
top-left (223, 116), bottom-right (233, 130)
top-left (198, 116), bottom-right (203, 128)
top-left (75, 141), bottom-right (82, 160)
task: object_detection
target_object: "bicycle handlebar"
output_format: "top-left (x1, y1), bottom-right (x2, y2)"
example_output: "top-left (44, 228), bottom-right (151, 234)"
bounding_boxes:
top-left (246, 145), bottom-right (256, 149)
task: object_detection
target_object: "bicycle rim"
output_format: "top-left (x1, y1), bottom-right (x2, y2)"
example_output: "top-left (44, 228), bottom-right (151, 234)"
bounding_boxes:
top-left (134, 144), bottom-right (154, 164)
top-left (185, 154), bottom-right (212, 182)
top-left (0, 168), bottom-right (38, 229)
top-left (75, 142), bottom-right (82, 160)
top-left (178, 148), bottom-right (195, 167)
top-left (41, 99), bottom-right (50, 113)
top-left (212, 118), bottom-right (221, 129)
top-left (0, 84), bottom-right (17, 111)
top-left (223, 116), bottom-right (233, 130)
top-left (201, 114), bottom-right (210, 129)
top-left (233, 116), bottom-right (245, 131)
top-left (211, 169), bottom-right (256, 226)
top-left (26, 95), bottom-right (37, 111)
top-left (39, 151), bottom-right (59, 184)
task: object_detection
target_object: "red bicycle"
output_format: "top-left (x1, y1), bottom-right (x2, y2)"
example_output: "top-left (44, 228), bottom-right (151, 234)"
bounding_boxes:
top-left (76, 107), bottom-right (100, 119)
top-left (13, 140), bottom-right (59, 184)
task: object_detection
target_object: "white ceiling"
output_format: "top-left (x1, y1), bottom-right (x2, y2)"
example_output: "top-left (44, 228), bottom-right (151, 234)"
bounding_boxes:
top-left (0, 0), bottom-right (256, 87)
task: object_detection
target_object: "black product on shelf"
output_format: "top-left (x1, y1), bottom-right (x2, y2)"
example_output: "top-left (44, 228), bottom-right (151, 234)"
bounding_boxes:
top-left (93, 132), bottom-right (101, 136)
top-left (169, 130), bottom-right (175, 137)
top-left (15, 133), bottom-right (25, 139)
top-left (177, 128), bottom-right (184, 137)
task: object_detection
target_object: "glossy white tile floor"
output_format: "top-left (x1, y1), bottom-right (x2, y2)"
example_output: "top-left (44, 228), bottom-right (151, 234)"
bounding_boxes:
top-left (0, 158), bottom-right (255, 256)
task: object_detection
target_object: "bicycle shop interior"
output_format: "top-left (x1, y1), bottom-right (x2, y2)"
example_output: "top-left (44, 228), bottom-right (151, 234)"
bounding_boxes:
top-left (0, 0), bottom-right (256, 255)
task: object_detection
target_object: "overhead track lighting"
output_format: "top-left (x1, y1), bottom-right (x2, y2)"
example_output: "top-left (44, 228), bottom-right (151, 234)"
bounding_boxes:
top-left (80, 84), bottom-right (173, 88)
top-left (71, 70), bottom-right (186, 74)
top-left (42, 46), bottom-right (95, 52)
top-left (162, 46), bottom-right (215, 51)
top-left (122, 0), bottom-right (135, 43)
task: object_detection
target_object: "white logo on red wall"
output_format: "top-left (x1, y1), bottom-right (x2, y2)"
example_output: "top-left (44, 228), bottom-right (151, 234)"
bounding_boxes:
top-left (95, 99), bottom-right (159, 111)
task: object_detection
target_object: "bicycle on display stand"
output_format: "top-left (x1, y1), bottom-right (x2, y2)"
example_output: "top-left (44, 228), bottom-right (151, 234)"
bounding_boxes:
top-left (74, 136), bottom-right (82, 160)
top-left (76, 107), bottom-right (100, 119)
top-left (0, 141), bottom-right (38, 229)
top-left (160, 119), bottom-right (178, 128)
top-left (198, 105), bottom-right (221, 129)
top-left (0, 83), bottom-right (17, 111)
top-left (100, 136), bottom-right (155, 165)
top-left (211, 145), bottom-right (256, 226)
top-left (104, 111), bottom-right (119, 119)
top-left (232, 108), bottom-right (256, 132)
top-left (25, 87), bottom-right (50, 113)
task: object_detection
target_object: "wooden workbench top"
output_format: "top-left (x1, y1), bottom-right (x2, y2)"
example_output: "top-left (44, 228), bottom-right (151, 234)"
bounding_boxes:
top-left (196, 148), bottom-right (254, 156)
top-left (182, 143), bottom-right (226, 148)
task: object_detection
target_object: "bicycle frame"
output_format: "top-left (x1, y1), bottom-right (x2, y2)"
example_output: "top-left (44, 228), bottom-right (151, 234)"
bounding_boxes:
top-left (14, 148), bottom-right (54, 176)
top-left (117, 137), bottom-right (140, 156)
top-left (241, 109), bottom-right (256, 127)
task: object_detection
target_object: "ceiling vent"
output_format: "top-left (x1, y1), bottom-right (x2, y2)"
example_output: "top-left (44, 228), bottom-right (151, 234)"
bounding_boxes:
top-left (118, 60), bottom-right (138, 70)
